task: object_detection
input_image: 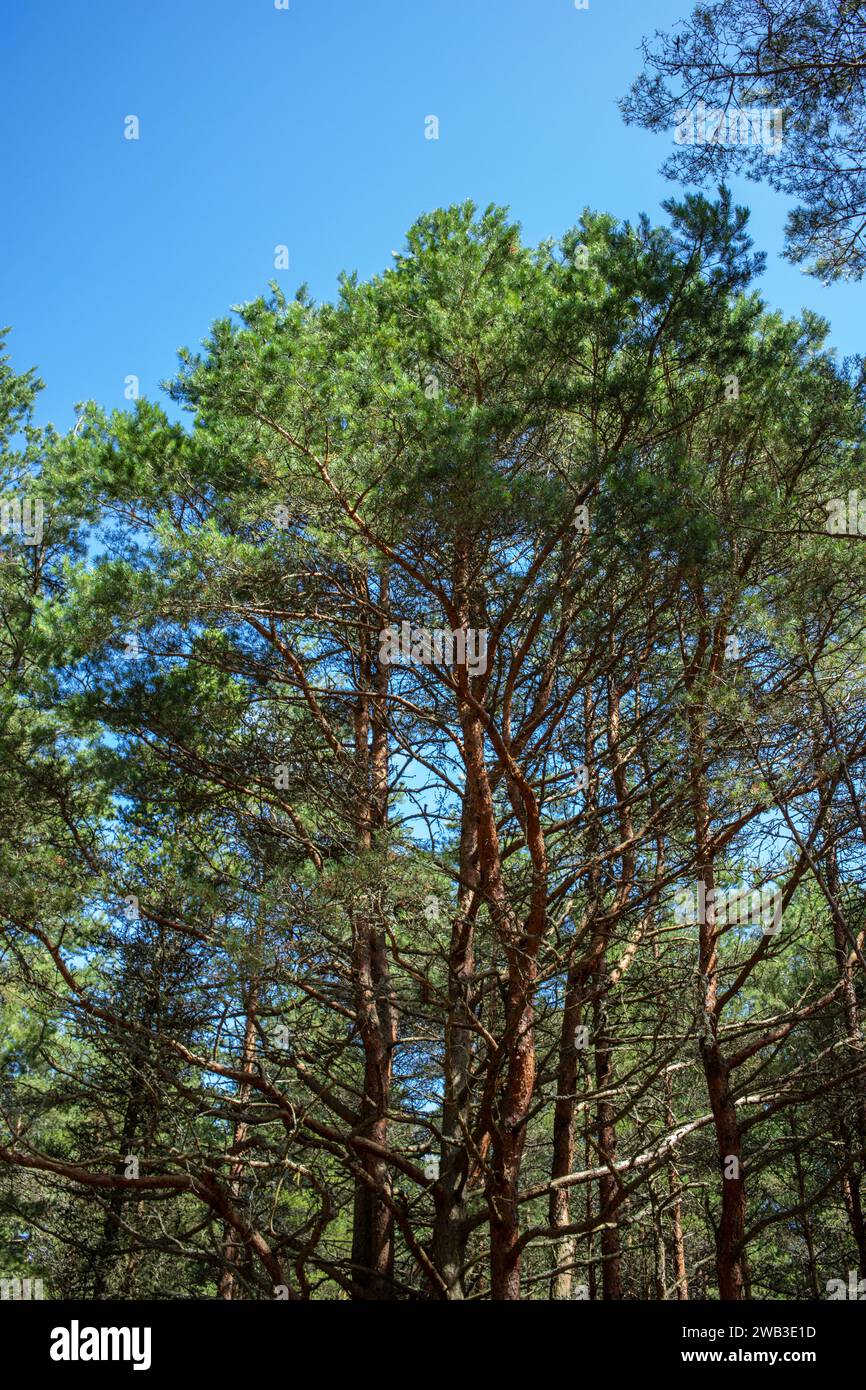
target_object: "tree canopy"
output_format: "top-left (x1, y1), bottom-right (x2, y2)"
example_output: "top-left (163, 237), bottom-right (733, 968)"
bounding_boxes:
top-left (1, 200), bottom-right (866, 1300)
top-left (622, 0), bottom-right (866, 282)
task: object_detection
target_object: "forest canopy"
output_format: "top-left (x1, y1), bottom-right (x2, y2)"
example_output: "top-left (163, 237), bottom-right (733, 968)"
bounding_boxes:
top-left (1, 197), bottom-right (866, 1301)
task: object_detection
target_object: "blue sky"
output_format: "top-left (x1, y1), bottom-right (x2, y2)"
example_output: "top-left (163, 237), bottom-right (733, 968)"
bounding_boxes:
top-left (3, 0), bottom-right (863, 431)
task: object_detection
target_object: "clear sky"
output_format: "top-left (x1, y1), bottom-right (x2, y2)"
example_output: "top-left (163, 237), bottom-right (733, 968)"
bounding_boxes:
top-left (3, 0), bottom-right (863, 431)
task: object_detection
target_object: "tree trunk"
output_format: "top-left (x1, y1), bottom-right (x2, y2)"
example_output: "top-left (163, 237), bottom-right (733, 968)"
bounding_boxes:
top-left (218, 983), bottom-right (259, 1300)
top-left (350, 574), bottom-right (396, 1298)
top-left (594, 985), bottom-right (623, 1299)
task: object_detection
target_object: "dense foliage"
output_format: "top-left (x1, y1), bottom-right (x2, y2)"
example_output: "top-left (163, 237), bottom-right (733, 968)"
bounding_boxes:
top-left (1, 198), bottom-right (865, 1299)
